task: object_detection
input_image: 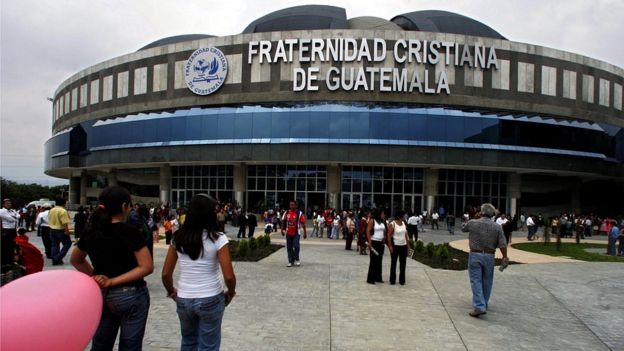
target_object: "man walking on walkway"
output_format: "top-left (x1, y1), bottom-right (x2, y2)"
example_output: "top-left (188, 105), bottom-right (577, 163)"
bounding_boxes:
top-left (281, 200), bottom-right (307, 267)
top-left (462, 203), bottom-right (509, 317)
top-left (48, 198), bottom-right (72, 265)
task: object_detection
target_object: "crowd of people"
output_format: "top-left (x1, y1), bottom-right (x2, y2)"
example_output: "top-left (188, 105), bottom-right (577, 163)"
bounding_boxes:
top-left (2, 190), bottom-right (624, 349)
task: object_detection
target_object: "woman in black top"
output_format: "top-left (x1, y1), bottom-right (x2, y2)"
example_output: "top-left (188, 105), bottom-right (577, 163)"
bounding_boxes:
top-left (73, 206), bottom-right (88, 239)
top-left (71, 186), bottom-right (153, 350)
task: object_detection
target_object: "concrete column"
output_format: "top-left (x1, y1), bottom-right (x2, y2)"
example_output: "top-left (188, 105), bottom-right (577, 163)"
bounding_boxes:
top-left (159, 164), bottom-right (171, 205)
top-left (69, 177), bottom-right (80, 205)
top-left (108, 169), bottom-right (118, 187)
top-left (423, 169), bottom-right (439, 213)
top-left (327, 165), bottom-right (341, 209)
top-left (79, 171), bottom-right (88, 205)
top-left (233, 164), bottom-right (247, 208)
top-left (507, 173), bottom-right (521, 217)
top-left (571, 178), bottom-right (581, 214)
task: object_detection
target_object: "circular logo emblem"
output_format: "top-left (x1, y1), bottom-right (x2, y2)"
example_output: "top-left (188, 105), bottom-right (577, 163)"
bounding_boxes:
top-left (185, 47), bottom-right (228, 95)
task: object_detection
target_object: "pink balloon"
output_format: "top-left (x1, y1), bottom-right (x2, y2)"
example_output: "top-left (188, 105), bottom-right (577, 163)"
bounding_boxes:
top-left (1, 270), bottom-right (102, 351)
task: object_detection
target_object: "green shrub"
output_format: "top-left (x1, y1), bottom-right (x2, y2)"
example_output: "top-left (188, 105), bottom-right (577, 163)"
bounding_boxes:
top-left (415, 240), bottom-right (424, 253)
top-left (425, 242), bottom-right (435, 258)
top-left (408, 239), bottom-right (415, 250)
top-left (256, 235), bottom-right (266, 248)
top-left (264, 234), bottom-right (271, 246)
top-left (249, 236), bottom-right (258, 250)
top-left (237, 239), bottom-right (249, 257)
top-left (436, 244), bottom-right (450, 261)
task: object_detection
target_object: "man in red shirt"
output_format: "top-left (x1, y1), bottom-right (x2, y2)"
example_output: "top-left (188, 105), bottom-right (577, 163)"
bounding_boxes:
top-left (281, 200), bottom-right (307, 267)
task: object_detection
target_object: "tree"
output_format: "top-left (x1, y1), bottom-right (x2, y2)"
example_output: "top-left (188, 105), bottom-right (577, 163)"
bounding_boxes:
top-left (0, 177), bottom-right (67, 208)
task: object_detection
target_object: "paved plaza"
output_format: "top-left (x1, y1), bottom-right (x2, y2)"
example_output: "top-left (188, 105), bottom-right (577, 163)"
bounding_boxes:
top-left (32, 224), bottom-right (622, 350)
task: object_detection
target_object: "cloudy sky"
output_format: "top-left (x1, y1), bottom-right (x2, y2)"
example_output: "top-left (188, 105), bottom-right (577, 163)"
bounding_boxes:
top-left (1, 0), bottom-right (623, 186)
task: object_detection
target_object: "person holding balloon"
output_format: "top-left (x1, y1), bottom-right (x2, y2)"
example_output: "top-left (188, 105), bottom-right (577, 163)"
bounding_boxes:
top-left (161, 193), bottom-right (236, 351)
top-left (71, 186), bottom-right (154, 350)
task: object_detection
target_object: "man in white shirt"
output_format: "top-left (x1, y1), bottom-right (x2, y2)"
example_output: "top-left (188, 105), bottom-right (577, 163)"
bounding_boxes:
top-left (407, 213), bottom-right (419, 241)
top-left (526, 215), bottom-right (537, 240)
top-left (1, 198), bottom-right (20, 267)
top-left (35, 203), bottom-right (53, 259)
top-left (431, 212), bottom-right (440, 230)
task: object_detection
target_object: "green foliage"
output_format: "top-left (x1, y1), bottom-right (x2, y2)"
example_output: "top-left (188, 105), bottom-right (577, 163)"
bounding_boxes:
top-left (425, 242), bottom-right (436, 258)
top-left (408, 239), bottom-right (415, 250)
top-left (415, 240), bottom-right (424, 253)
top-left (436, 244), bottom-right (450, 261)
top-left (249, 236), bottom-right (258, 250)
top-left (264, 234), bottom-right (271, 246)
top-left (0, 177), bottom-right (67, 208)
top-left (237, 239), bottom-right (249, 257)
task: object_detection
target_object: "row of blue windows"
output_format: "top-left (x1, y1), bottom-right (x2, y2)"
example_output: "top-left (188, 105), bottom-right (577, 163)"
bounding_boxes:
top-left (45, 104), bottom-right (624, 162)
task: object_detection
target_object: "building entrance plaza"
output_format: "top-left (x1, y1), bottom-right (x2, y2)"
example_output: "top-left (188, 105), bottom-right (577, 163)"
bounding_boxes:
top-left (33, 225), bottom-right (622, 351)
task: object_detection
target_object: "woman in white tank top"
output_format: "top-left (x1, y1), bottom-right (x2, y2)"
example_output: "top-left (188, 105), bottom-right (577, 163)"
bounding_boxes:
top-left (366, 208), bottom-right (391, 284)
top-left (388, 210), bottom-right (410, 285)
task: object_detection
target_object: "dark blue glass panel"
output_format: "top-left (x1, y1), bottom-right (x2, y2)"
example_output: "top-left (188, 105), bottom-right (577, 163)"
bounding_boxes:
top-left (329, 112), bottom-right (349, 139)
top-left (186, 115), bottom-right (202, 140)
top-left (271, 110), bottom-right (290, 138)
top-left (234, 113), bottom-right (253, 139)
top-left (201, 114), bottom-right (218, 140)
top-left (218, 114), bottom-right (235, 139)
top-left (408, 113), bottom-right (427, 141)
top-left (252, 112), bottom-right (271, 138)
top-left (369, 112), bottom-right (388, 140)
top-left (290, 111), bottom-right (310, 138)
top-left (309, 112), bottom-right (329, 138)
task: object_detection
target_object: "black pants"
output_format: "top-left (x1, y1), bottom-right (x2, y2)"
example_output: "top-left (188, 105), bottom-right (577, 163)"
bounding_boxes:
top-left (407, 224), bottom-right (418, 241)
top-left (248, 226), bottom-right (256, 238)
top-left (238, 225), bottom-right (247, 238)
top-left (345, 231), bottom-right (354, 250)
top-left (432, 219), bottom-right (439, 230)
top-left (1, 229), bottom-right (17, 266)
top-left (165, 231), bottom-right (173, 245)
top-left (367, 240), bottom-right (385, 283)
top-left (40, 226), bottom-right (52, 258)
top-left (390, 244), bottom-right (407, 285)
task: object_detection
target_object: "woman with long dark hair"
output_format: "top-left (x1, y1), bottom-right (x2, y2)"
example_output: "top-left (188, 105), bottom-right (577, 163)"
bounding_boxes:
top-left (161, 193), bottom-right (236, 351)
top-left (70, 186), bottom-right (154, 350)
top-left (366, 208), bottom-right (392, 284)
top-left (388, 210), bottom-right (409, 285)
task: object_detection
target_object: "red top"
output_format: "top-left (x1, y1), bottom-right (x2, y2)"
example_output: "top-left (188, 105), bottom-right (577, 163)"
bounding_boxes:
top-left (284, 210), bottom-right (305, 236)
top-left (16, 236), bottom-right (44, 275)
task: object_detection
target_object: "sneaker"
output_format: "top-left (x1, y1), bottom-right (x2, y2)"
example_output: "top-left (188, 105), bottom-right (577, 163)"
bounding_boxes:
top-left (294, 260), bottom-right (301, 266)
top-left (286, 263), bottom-right (293, 267)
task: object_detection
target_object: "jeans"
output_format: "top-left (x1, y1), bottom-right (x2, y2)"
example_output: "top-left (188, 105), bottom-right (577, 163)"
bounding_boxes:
top-left (448, 224), bottom-right (455, 235)
top-left (390, 244), bottom-right (407, 285)
top-left (286, 234), bottom-right (301, 264)
top-left (367, 240), bottom-right (385, 283)
top-left (468, 252), bottom-right (495, 312)
top-left (176, 294), bottom-right (225, 351)
top-left (607, 236), bottom-right (617, 255)
top-left (50, 229), bottom-right (71, 264)
top-left (92, 286), bottom-right (150, 351)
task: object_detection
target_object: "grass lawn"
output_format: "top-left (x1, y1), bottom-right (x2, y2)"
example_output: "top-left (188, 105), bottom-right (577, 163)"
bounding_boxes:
top-left (512, 243), bottom-right (624, 262)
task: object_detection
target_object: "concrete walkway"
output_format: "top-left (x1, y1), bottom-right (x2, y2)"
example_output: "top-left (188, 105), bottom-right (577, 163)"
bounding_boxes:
top-left (26, 225), bottom-right (623, 351)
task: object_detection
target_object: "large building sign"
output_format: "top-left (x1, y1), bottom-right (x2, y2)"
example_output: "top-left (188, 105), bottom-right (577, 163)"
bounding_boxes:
top-left (185, 47), bottom-right (228, 95)
top-left (248, 38), bottom-right (499, 94)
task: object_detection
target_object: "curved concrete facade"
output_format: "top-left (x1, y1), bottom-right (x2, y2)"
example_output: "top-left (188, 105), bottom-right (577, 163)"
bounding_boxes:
top-left (46, 25), bottom-right (624, 214)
